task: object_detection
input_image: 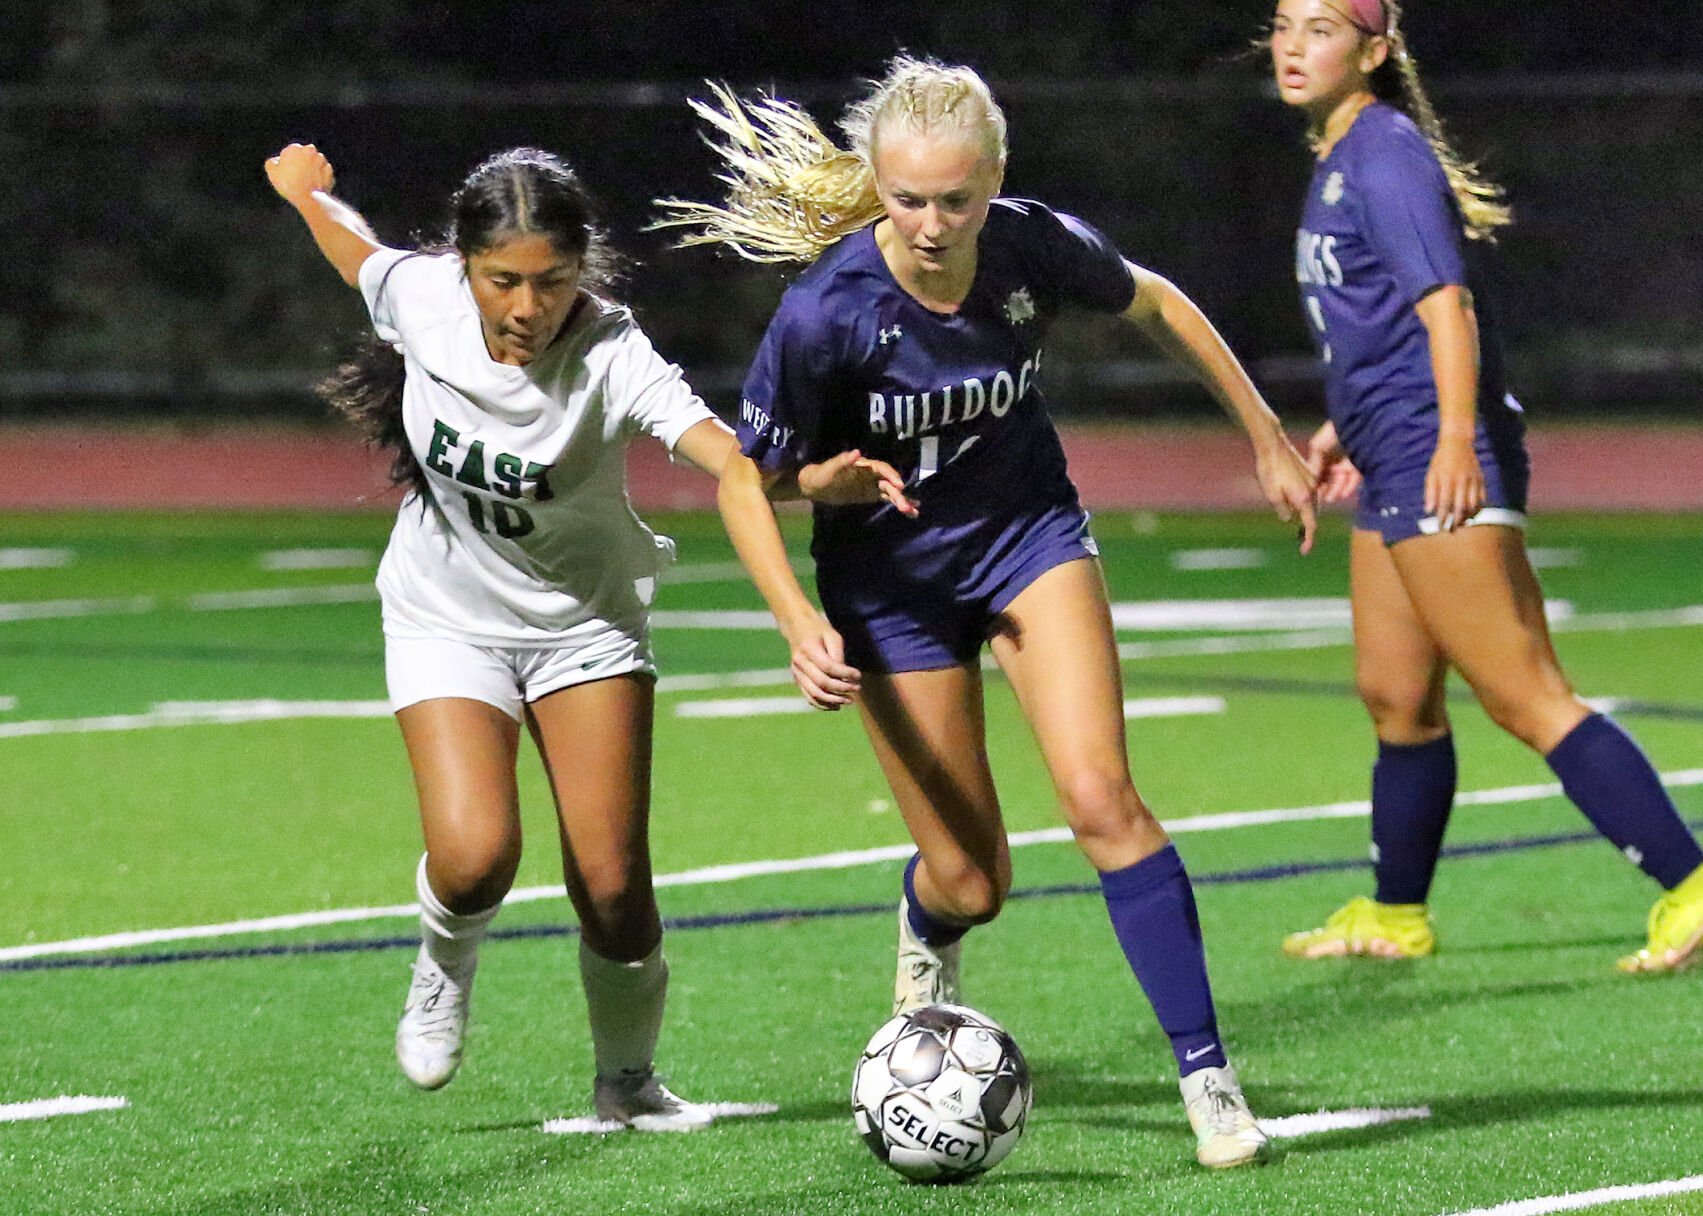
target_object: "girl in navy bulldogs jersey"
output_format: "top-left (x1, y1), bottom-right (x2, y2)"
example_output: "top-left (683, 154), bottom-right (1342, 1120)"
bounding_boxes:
top-left (1271, 0), bottom-right (1703, 971)
top-left (267, 143), bottom-right (739, 1128)
top-left (658, 57), bottom-right (1319, 1169)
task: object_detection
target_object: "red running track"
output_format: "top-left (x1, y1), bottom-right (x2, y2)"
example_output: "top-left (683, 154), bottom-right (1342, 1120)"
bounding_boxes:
top-left (2, 422), bottom-right (1701, 513)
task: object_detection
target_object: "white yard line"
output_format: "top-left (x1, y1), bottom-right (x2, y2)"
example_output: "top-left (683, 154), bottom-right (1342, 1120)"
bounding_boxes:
top-left (1437, 1175), bottom-right (1703, 1216)
top-left (1122, 695), bottom-right (1225, 719)
top-left (1261, 1106), bottom-right (1431, 1138)
top-left (7, 769), bottom-right (1700, 964)
top-left (188, 586), bottom-right (378, 611)
top-left (674, 695), bottom-right (1226, 720)
top-left (257, 549), bottom-right (374, 571)
top-left (0, 700), bottom-right (393, 739)
top-left (0, 595), bottom-right (154, 622)
top-left (1169, 548), bottom-right (1269, 571)
top-left (0, 1096), bottom-right (128, 1123)
top-left (675, 698), bottom-right (814, 719)
top-left (0, 548), bottom-right (74, 570)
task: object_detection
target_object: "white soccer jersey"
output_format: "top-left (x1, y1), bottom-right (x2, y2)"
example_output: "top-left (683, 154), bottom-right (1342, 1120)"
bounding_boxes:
top-left (358, 247), bottom-right (716, 647)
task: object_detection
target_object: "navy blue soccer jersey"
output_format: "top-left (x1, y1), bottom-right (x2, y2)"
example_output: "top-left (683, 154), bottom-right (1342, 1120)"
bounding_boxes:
top-left (1295, 103), bottom-right (1522, 475)
top-left (737, 199), bottom-right (1136, 557)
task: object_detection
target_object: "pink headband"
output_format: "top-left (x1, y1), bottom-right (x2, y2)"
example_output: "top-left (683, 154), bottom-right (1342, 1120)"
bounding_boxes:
top-left (1345, 0), bottom-right (1389, 34)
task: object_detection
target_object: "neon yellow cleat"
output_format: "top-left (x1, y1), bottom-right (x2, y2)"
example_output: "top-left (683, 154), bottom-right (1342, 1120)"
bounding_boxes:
top-left (1282, 896), bottom-right (1434, 960)
top-left (1618, 864), bottom-right (1703, 974)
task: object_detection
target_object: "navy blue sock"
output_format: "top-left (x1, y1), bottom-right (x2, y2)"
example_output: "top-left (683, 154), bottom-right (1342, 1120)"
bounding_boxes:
top-left (903, 854), bottom-right (970, 948)
top-left (1371, 735), bottom-right (1457, 905)
top-left (1546, 713), bottom-right (1703, 889)
top-left (1099, 845), bottom-right (1224, 1077)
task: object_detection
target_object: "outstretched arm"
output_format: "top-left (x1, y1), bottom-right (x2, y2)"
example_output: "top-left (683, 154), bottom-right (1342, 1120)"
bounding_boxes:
top-left (264, 143), bottom-right (382, 287)
top-left (1122, 262), bottom-right (1319, 553)
top-left (717, 453), bottom-right (862, 709)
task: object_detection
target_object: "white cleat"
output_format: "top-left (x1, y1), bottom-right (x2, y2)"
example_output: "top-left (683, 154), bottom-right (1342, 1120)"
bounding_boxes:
top-left (1180, 1063), bottom-right (1270, 1168)
top-left (395, 946), bottom-right (473, 1090)
top-left (893, 896), bottom-right (962, 1014)
top-left (593, 1071), bottom-right (714, 1132)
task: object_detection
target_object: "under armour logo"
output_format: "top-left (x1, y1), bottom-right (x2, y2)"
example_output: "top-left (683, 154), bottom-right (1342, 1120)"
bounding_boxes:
top-left (878, 324), bottom-right (903, 346)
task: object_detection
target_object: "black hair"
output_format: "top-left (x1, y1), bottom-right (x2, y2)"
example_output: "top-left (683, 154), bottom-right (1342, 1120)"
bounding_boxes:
top-left (319, 148), bottom-right (623, 499)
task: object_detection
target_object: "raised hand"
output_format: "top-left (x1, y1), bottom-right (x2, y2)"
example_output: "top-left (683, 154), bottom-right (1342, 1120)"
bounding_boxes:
top-left (265, 142), bottom-right (335, 207)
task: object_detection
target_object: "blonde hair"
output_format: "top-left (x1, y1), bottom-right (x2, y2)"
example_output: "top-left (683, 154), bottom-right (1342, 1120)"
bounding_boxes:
top-left (652, 56), bottom-right (1008, 264)
top-left (1358, 2), bottom-right (1512, 241)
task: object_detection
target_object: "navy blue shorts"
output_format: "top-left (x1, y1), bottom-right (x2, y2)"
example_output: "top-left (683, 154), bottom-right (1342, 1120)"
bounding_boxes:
top-left (815, 504), bottom-right (1098, 673)
top-left (1355, 434), bottom-right (1531, 545)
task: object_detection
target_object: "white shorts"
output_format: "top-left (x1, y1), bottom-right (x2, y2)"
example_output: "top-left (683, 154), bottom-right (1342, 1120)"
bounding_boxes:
top-left (385, 631), bottom-right (656, 721)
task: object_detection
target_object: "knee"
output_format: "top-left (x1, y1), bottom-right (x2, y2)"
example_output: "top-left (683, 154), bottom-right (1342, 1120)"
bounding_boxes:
top-left (428, 834), bottom-right (521, 913)
top-left (922, 854), bottom-right (1008, 925)
top-left (1475, 684), bottom-right (1584, 752)
top-left (1057, 769), bottom-right (1145, 846)
top-left (1357, 673), bottom-right (1447, 740)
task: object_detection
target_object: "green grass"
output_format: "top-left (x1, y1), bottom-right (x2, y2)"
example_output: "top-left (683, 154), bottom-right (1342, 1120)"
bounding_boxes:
top-left (3, 509), bottom-right (1702, 1215)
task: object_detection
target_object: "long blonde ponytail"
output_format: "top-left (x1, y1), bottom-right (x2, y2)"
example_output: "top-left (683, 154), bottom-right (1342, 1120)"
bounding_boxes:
top-left (653, 56), bottom-right (1009, 265)
top-left (1370, 3), bottom-right (1512, 241)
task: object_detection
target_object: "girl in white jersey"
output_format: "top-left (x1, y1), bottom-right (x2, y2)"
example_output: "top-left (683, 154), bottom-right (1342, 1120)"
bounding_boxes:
top-left (265, 141), bottom-right (738, 1129)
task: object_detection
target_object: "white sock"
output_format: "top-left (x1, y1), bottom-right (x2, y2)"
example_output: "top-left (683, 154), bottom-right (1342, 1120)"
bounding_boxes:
top-left (579, 939), bottom-right (667, 1079)
top-left (415, 854), bottom-right (501, 977)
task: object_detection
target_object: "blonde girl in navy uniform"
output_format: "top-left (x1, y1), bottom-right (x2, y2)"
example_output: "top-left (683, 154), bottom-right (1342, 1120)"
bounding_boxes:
top-left (1269, 0), bottom-right (1703, 971)
top-left (658, 56), bottom-right (1322, 1168)
top-left (266, 142), bottom-right (739, 1128)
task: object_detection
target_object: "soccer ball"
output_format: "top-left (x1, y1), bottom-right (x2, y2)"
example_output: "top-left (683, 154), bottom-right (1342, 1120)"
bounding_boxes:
top-left (851, 1003), bottom-right (1032, 1182)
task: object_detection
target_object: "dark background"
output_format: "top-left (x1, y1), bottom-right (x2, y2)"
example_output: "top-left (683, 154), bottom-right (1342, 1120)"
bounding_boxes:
top-left (5, 2), bottom-right (1702, 420)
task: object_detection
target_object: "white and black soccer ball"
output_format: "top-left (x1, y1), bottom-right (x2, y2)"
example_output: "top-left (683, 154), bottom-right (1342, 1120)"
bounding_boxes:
top-left (851, 1003), bottom-right (1032, 1183)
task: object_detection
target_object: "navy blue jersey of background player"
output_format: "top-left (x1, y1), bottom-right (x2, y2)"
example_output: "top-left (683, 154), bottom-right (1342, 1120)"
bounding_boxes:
top-left (1295, 102), bottom-right (1527, 529)
top-left (737, 198), bottom-right (1135, 568)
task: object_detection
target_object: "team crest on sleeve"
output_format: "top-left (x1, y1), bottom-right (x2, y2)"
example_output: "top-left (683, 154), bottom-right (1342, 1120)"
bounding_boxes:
top-left (1003, 288), bottom-right (1036, 325)
top-left (1322, 172), bottom-right (1346, 205)
top-left (878, 324), bottom-right (904, 346)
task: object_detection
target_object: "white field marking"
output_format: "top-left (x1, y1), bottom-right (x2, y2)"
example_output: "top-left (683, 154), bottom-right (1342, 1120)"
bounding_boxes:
top-left (1169, 548), bottom-right (1269, 571)
top-left (10, 768), bottom-right (1703, 964)
top-left (0, 696), bottom-right (16, 712)
top-left (0, 1096), bottom-right (129, 1123)
top-left (1123, 695), bottom-right (1226, 719)
top-left (668, 696), bottom-right (1224, 722)
top-left (1112, 598), bottom-right (1351, 631)
top-left (0, 595), bottom-right (154, 623)
top-left (649, 609), bottom-right (776, 629)
top-left (1526, 547), bottom-right (1584, 569)
top-left (1437, 1174), bottom-right (1703, 1216)
top-left (188, 585), bottom-right (378, 611)
top-left (258, 548), bottom-right (374, 571)
top-left (1110, 598), bottom-right (1574, 631)
top-left (1555, 605), bottom-right (1703, 632)
top-left (663, 558), bottom-right (808, 585)
top-left (1260, 1106), bottom-right (1431, 1138)
top-left (0, 548), bottom-right (74, 570)
top-left (1117, 628), bottom-right (1351, 661)
top-left (675, 697), bottom-right (814, 719)
top-left (655, 667), bottom-right (794, 693)
top-left (0, 700), bottom-right (393, 739)
top-left (540, 1102), bottom-right (780, 1135)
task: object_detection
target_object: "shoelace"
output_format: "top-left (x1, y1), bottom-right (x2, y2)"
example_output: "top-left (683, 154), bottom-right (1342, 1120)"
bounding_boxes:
top-left (1195, 1078), bottom-right (1249, 1134)
top-left (405, 969), bottom-right (463, 1042)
